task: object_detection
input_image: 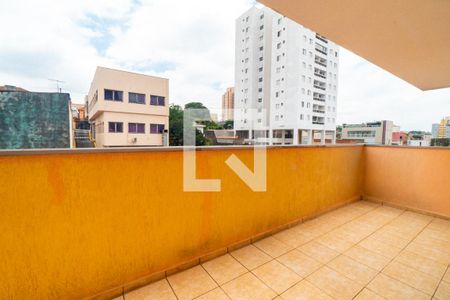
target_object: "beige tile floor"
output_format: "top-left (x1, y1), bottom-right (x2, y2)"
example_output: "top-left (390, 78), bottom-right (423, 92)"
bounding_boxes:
top-left (118, 201), bottom-right (450, 300)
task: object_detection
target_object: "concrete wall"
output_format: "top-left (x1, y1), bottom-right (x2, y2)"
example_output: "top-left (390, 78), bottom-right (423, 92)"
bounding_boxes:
top-left (363, 146), bottom-right (450, 217)
top-left (0, 92), bottom-right (70, 149)
top-left (0, 145), bottom-right (363, 299)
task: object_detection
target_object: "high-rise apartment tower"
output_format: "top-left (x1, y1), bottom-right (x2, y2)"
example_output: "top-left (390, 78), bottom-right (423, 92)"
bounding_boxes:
top-left (234, 6), bottom-right (339, 145)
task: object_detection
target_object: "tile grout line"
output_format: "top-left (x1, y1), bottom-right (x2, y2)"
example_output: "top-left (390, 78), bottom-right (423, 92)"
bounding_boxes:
top-left (301, 205), bottom-right (406, 300)
top-left (165, 277), bottom-right (180, 300)
top-left (431, 262), bottom-right (450, 299)
top-left (223, 250), bottom-right (281, 298)
top-left (280, 203), bottom-right (383, 299)
top-left (192, 264), bottom-right (231, 300)
top-left (360, 211), bottom-right (435, 299)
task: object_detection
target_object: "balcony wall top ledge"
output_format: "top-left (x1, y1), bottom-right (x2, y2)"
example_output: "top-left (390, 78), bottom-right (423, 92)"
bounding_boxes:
top-left (0, 144), bottom-right (365, 157)
top-left (366, 144), bottom-right (450, 150)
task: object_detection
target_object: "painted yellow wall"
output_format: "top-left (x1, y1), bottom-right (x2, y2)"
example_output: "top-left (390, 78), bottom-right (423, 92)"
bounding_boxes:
top-left (0, 146), bottom-right (363, 299)
top-left (364, 146), bottom-right (450, 217)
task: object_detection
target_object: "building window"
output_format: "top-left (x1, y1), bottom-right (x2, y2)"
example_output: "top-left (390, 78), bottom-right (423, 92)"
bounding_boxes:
top-left (260, 25), bottom-right (264, 30)
top-left (277, 30), bottom-right (281, 37)
top-left (129, 123), bottom-right (145, 133)
top-left (259, 56), bottom-right (263, 61)
top-left (105, 89), bottom-right (123, 102)
top-left (150, 95), bottom-right (165, 106)
top-left (259, 67), bottom-right (263, 72)
top-left (300, 114), bottom-right (303, 120)
top-left (108, 122), bottom-right (123, 133)
top-left (150, 124), bottom-right (165, 134)
top-left (258, 77), bottom-right (263, 82)
top-left (129, 92), bottom-right (145, 104)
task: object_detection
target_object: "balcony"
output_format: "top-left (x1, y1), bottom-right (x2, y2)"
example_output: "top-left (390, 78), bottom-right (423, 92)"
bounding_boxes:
top-left (314, 55), bottom-right (327, 67)
top-left (0, 145), bottom-right (449, 299)
top-left (314, 67), bottom-right (327, 79)
top-left (313, 80), bottom-right (326, 91)
top-left (316, 33), bottom-right (328, 44)
top-left (315, 43), bottom-right (328, 55)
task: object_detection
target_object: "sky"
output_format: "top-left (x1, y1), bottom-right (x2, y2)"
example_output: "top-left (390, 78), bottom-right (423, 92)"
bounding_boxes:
top-left (0, 0), bottom-right (448, 131)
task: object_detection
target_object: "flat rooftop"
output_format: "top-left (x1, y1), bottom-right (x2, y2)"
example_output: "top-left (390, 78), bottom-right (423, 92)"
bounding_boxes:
top-left (118, 201), bottom-right (450, 299)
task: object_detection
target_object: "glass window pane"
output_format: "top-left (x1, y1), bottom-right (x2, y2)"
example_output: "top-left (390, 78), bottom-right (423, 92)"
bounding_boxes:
top-left (150, 124), bottom-right (157, 133)
top-left (137, 123), bottom-right (145, 133)
top-left (105, 89), bottom-right (113, 100)
top-left (114, 91), bottom-right (123, 101)
top-left (158, 124), bottom-right (165, 133)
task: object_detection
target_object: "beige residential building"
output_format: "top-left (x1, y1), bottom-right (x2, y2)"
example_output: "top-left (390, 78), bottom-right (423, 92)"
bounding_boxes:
top-left (221, 87), bottom-right (234, 121)
top-left (86, 67), bottom-right (169, 147)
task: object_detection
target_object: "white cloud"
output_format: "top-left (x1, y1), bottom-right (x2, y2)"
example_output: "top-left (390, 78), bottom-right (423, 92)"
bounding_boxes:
top-left (0, 0), bottom-right (448, 131)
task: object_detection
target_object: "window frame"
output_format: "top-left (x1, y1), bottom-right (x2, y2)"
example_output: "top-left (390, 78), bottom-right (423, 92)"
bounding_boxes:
top-left (128, 122), bottom-right (145, 134)
top-left (108, 122), bottom-right (123, 133)
top-left (104, 89), bottom-right (123, 102)
top-left (128, 92), bottom-right (146, 104)
top-left (150, 123), bottom-right (165, 134)
top-left (150, 95), bottom-right (165, 106)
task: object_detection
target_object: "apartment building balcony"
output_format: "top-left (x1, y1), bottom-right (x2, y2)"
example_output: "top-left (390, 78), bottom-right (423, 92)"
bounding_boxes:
top-left (0, 145), bottom-right (449, 299)
top-left (313, 80), bottom-right (327, 91)
top-left (315, 43), bottom-right (328, 55)
top-left (316, 33), bottom-right (328, 44)
top-left (313, 92), bottom-right (326, 102)
top-left (314, 67), bottom-right (327, 79)
top-left (314, 55), bottom-right (327, 68)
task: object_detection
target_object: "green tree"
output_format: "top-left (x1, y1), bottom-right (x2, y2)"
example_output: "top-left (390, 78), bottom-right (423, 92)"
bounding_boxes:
top-left (222, 120), bottom-right (234, 130)
top-left (169, 104), bottom-right (184, 146)
top-left (169, 103), bottom-right (211, 146)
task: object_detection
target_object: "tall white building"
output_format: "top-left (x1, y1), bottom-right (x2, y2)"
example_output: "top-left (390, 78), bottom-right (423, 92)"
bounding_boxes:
top-left (234, 6), bottom-right (339, 145)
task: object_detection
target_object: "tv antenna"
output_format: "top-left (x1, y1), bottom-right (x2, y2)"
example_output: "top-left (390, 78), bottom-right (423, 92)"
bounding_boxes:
top-left (48, 79), bottom-right (65, 93)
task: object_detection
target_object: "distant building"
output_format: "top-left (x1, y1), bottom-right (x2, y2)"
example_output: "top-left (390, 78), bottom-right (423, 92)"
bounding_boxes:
top-left (432, 117), bottom-right (450, 138)
top-left (340, 121), bottom-right (394, 145)
top-left (86, 67), bottom-right (169, 147)
top-left (0, 90), bottom-right (71, 149)
top-left (408, 131), bottom-right (432, 147)
top-left (391, 132), bottom-right (408, 145)
top-left (221, 87), bottom-right (234, 121)
top-left (234, 6), bottom-right (339, 145)
top-left (205, 130), bottom-right (240, 145)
